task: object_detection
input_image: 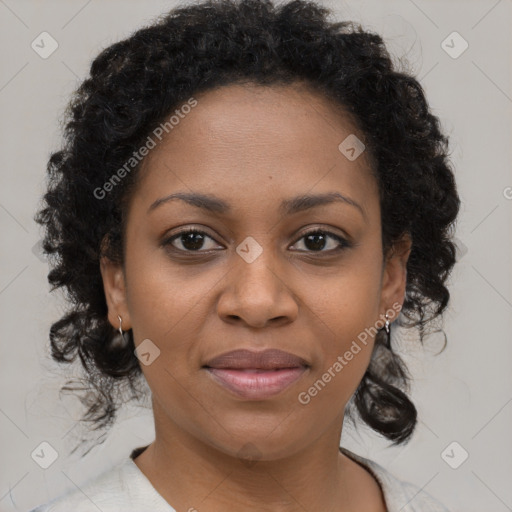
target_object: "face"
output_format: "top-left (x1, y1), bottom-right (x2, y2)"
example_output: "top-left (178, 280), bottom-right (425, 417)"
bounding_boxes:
top-left (101, 82), bottom-right (411, 461)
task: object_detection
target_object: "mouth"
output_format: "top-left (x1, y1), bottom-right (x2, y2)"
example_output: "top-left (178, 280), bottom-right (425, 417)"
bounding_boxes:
top-left (202, 349), bottom-right (310, 400)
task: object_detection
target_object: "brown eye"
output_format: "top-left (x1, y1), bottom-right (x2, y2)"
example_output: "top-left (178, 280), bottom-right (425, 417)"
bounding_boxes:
top-left (290, 229), bottom-right (351, 253)
top-left (164, 228), bottom-right (222, 252)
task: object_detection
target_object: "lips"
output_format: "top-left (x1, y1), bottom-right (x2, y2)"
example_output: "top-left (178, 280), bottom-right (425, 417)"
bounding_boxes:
top-left (204, 348), bottom-right (309, 370)
top-left (203, 349), bottom-right (310, 400)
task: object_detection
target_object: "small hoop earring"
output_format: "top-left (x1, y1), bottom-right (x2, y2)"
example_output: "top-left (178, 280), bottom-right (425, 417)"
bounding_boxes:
top-left (383, 313), bottom-right (391, 349)
top-left (116, 314), bottom-right (128, 347)
top-left (117, 315), bottom-right (124, 337)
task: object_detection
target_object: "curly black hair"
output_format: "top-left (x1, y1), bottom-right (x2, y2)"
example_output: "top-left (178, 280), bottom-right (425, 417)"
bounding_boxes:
top-left (35, 0), bottom-right (460, 454)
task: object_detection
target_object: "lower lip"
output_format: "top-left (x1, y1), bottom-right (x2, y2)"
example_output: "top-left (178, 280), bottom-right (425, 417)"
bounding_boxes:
top-left (205, 367), bottom-right (308, 400)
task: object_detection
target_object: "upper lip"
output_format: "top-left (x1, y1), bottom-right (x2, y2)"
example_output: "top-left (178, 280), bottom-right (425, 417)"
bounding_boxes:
top-left (203, 349), bottom-right (310, 370)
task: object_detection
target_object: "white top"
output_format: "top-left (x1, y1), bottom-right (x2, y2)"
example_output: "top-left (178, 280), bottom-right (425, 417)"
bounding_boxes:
top-left (30, 446), bottom-right (451, 512)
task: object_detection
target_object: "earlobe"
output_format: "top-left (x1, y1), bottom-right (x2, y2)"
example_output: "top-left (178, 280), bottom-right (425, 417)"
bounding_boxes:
top-left (99, 255), bottom-right (132, 330)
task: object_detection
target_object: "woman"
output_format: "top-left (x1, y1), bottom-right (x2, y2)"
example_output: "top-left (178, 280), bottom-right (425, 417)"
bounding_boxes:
top-left (31, 0), bottom-right (460, 510)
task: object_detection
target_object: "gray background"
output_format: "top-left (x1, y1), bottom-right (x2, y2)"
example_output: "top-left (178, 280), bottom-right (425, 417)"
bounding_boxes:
top-left (1, 0), bottom-right (511, 511)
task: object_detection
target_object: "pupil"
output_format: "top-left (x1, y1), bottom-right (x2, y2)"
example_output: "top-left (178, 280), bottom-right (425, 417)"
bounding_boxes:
top-left (182, 232), bottom-right (204, 250)
top-left (305, 233), bottom-right (326, 251)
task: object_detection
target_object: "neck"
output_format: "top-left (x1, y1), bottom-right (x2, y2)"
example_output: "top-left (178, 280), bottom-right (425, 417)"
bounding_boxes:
top-left (133, 400), bottom-right (385, 512)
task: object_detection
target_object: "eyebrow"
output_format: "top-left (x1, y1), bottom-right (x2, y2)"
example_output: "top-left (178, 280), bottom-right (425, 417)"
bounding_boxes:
top-left (147, 191), bottom-right (366, 220)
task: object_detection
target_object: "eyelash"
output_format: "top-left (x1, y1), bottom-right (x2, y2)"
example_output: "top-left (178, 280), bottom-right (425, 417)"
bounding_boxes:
top-left (162, 227), bottom-right (351, 256)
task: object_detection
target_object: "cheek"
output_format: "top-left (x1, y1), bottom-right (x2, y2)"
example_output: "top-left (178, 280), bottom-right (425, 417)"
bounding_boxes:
top-left (304, 273), bottom-right (382, 399)
top-left (124, 239), bottom-right (208, 340)
top-left (297, 334), bottom-right (374, 417)
top-left (315, 270), bottom-right (382, 345)
top-left (122, 250), bottom-right (199, 395)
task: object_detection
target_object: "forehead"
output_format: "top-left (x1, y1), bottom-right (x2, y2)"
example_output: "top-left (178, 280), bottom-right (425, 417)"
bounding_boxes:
top-left (132, 82), bottom-right (378, 219)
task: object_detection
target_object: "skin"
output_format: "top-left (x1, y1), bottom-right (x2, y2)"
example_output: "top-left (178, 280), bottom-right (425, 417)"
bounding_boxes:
top-left (100, 82), bottom-right (411, 512)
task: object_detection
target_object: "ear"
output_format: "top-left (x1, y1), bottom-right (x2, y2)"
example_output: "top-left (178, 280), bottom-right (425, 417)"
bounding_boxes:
top-left (378, 233), bottom-right (412, 319)
top-left (100, 255), bottom-right (132, 331)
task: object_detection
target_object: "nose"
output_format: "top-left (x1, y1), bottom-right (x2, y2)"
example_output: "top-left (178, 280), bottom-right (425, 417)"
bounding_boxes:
top-left (216, 248), bottom-right (299, 329)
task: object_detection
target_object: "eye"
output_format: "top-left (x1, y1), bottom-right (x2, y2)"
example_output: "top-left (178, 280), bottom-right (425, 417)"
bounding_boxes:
top-left (290, 229), bottom-right (351, 254)
top-left (163, 228), bottom-right (223, 253)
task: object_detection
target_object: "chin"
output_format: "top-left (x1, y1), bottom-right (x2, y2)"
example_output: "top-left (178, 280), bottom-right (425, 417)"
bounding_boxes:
top-left (203, 424), bottom-right (308, 463)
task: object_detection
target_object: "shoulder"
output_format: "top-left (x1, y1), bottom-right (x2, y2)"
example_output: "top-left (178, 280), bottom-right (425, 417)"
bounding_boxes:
top-left (28, 459), bottom-right (132, 512)
top-left (340, 447), bottom-right (452, 512)
top-left (28, 455), bottom-right (175, 512)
